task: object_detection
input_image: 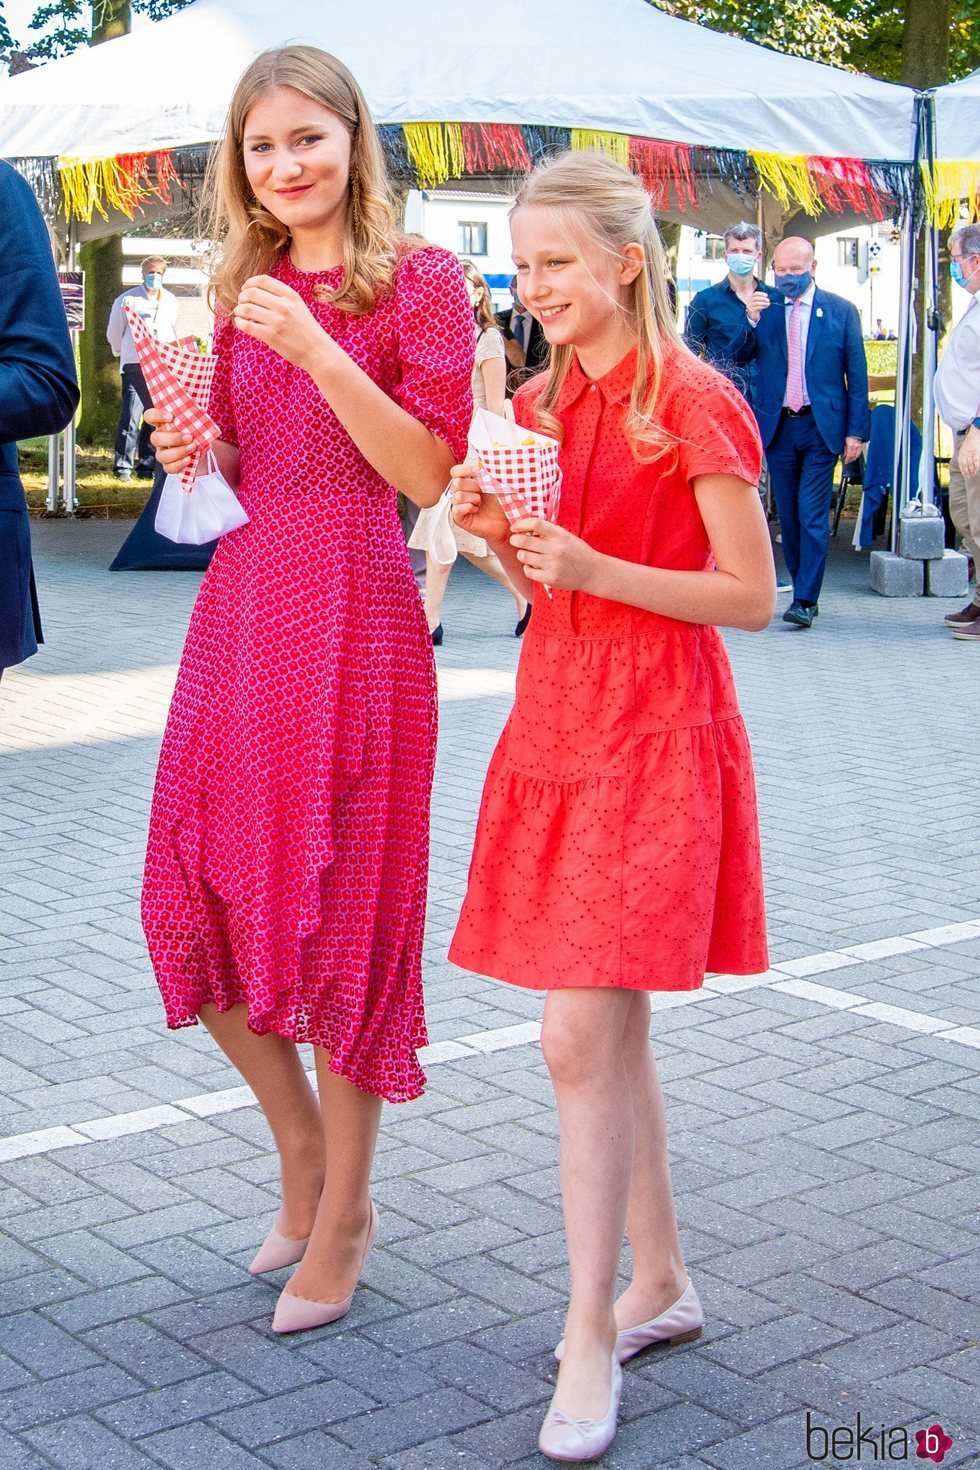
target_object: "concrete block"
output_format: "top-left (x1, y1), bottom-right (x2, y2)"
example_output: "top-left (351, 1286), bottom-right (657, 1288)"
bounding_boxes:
top-left (870, 551), bottom-right (924, 597)
top-left (925, 548), bottom-right (970, 598)
top-left (898, 512), bottom-right (946, 561)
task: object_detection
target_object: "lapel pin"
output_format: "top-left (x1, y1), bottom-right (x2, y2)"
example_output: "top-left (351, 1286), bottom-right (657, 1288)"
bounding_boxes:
top-left (815, 307), bottom-right (824, 318)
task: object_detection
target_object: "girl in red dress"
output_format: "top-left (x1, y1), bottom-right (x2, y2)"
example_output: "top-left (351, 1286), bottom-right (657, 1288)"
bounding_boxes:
top-left (449, 153), bottom-right (776, 1461)
top-left (143, 48), bottom-right (472, 1335)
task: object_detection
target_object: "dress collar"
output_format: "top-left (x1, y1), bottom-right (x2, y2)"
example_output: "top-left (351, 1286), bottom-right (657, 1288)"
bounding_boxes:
top-left (554, 346), bottom-right (640, 412)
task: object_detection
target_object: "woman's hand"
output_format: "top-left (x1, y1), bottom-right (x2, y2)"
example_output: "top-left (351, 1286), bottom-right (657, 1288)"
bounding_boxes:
top-left (145, 407), bottom-right (193, 476)
top-left (233, 275), bottom-right (333, 372)
top-left (508, 518), bottom-right (601, 592)
top-left (450, 463), bottom-right (511, 543)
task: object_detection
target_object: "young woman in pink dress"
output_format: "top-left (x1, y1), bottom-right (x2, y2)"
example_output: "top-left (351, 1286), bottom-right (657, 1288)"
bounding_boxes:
top-left (449, 153), bottom-right (776, 1460)
top-left (143, 46), bottom-right (473, 1334)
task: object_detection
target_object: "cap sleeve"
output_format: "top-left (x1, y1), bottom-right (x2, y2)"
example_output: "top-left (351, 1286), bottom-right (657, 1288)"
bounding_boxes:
top-left (207, 310), bottom-right (238, 448)
top-left (669, 355), bottom-right (762, 486)
top-left (475, 326), bottom-right (505, 366)
top-left (393, 246), bottom-right (475, 463)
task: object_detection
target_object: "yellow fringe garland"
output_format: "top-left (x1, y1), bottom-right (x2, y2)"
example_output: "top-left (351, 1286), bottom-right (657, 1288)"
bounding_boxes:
top-left (749, 151), bottom-right (823, 216)
top-left (921, 160), bottom-right (980, 228)
top-left (57, 154), bottom-right (150, 222)
top-left (569, 129), bottom-right (630, 166)
top-left (403, 123), bottom-right (465, 188)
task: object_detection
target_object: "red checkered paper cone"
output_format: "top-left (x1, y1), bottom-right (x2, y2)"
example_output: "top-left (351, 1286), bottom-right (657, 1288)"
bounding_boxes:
top-left (124, 304), bottom-right (220, 491)
top-left (470, 407), bottom-right (562, 594)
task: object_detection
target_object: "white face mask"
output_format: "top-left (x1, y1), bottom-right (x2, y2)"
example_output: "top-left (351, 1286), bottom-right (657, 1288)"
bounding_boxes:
top-left (145, 272), bottom-right (163, 290)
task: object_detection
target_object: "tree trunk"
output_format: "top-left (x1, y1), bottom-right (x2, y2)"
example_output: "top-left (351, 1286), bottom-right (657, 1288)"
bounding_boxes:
top-left (77, 235), bottom-right (124, 444)
top-left (77, 0), bottom-right (132, 443)
top-left (902, 0), bottom-right (951, 428)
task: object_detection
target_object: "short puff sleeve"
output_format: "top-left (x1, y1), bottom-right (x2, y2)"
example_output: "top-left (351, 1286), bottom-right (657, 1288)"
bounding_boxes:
top-left (475, 326), bottom-right (505, 366)
top-left (668, 356), bottom-right (762, 487)
top-left (207, 310), bottom-right (238, 448)
top-left (392, 246), bottom-right (475, 463)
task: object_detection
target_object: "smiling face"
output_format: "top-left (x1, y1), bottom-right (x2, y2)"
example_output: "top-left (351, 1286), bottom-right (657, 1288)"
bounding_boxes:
top-left (510, 205), bottom-right (641, 367)
top-left (242, 85), bottom-right (352, 244)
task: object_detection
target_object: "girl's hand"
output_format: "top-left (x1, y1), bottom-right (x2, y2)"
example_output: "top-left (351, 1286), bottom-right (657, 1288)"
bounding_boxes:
top-left (509, 518), bottom-right (601, 592)
top-left (449, 463), bottom-right (510, 543)
top-left (233, 275), bottom-right (332, 372)
top-left (145, 406), bottom-right (193, 476)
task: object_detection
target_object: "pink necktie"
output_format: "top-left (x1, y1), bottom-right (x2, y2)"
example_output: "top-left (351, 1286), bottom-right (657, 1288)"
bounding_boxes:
top-left (785, 299), bottom-right (805, 413)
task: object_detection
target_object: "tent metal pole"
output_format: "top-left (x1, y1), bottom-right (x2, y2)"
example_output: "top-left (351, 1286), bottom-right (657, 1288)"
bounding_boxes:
top-left (45, 434), bottom-right (60, 513)
top-left (890, 94), bottom-right (926, 549)
top-left (61, 217), bottom-right (79, 515)
top-left (918, 90), bottom-right (939, 510)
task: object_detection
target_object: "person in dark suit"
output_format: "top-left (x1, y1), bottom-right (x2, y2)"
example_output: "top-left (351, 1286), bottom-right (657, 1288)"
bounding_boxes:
top-left (744, 236), bottom-right (869, 628)
top-left (684, 221), bottom-right (779, 400)
top-left (0, 162), bottom-right (80, 675)
top-left (496, 275), bottom-right (548, 395)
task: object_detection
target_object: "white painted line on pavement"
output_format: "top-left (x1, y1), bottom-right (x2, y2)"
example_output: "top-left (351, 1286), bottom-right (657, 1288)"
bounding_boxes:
top-left (0, 919), bottom-right (978, 1163)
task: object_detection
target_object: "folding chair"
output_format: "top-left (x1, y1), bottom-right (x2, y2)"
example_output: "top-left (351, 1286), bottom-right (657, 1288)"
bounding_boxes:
top-left (832, 451), bottom-right (865, 537)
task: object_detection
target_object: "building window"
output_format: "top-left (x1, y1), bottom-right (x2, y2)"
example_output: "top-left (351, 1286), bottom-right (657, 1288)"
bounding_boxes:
top-left (704, 235), bottom-right (726, 261)
top-left (838, 237), bottom-right (859, 267)
top-left (459, 221), bottom-right (488, 256)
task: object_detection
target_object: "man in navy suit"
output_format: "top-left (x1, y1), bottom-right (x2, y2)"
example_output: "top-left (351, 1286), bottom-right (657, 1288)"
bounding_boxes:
top-left (745, 236), bottom-right (869, 628)
top-left (0, 161), bottom-right (79, 674)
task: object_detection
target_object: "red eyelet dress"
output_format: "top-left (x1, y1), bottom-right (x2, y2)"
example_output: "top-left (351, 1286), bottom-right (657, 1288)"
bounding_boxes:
top-left (141, 246), bottom-right (474, 1101)
top-left (449, 346), bottom-right (769, 991)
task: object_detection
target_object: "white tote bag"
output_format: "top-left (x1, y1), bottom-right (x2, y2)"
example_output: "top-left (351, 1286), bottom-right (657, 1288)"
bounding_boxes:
top-left (154, 453), bottom-right (250, 546)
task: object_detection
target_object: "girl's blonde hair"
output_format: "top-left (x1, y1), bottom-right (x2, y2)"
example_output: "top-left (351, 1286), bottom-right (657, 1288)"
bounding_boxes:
top-left (204, 45), bottom-right (404, 316)
top-left (460, 259), bottom-right (498, 331)
top-left (512, 152), bottom-right (684, 461)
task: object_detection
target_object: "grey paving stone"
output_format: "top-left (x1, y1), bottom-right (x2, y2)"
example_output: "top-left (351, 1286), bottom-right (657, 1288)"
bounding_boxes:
top-left (704, 1314), bottom-right (851, 1375)
top-left (0, 1312), bottom-right (102, 1377)
top-left (96, 1369), bottom-right (261, 1438)
top-left (329, 1386), bottom-right (494, 1457)
top-left (0, 1364), bottom-right (142, 1431)
top-left (21, 1415), bottom-right (162, 1469)
top-left (260, 1431), bottom-right (377, 1469)
top-left (139, 1423), bottom-right (273, 1470)
top-left (82, 1319), bottom-right (212, 1389)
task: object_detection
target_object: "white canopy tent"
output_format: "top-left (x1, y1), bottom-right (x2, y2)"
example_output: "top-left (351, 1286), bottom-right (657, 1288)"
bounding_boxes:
top-left (934, 67), bottom-right (980, 157)
top-left (0, 0), bottom-right (916, 164)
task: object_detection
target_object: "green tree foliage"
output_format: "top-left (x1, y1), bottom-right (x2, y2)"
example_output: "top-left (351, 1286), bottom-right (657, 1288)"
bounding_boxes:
top-left (653, 0), bottom-right (977, 83)
top-left (1, 0), bottom-right (192, 61)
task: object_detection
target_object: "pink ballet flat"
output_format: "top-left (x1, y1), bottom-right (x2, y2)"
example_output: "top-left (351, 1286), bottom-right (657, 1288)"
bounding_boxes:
top-left (538, 1356), bottom-right (622, 1462)
top-left (554, 1279), bottom-right (703, 1364)
top-left (271, 1201), bottom-right (379, 1335)
top-left (248, 1223), bottom-right (311, 1275)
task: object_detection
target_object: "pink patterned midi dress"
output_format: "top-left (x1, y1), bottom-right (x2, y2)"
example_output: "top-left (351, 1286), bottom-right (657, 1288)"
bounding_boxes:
top-left (141, 246), bottom-right (474, 1103)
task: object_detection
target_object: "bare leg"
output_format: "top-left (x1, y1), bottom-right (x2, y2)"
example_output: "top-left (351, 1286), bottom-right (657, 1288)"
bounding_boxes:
top-left (615, 992), bottom-right (688, 1326)
top-left (460, 548), bottom-right (528, 619)
top-left (423, 554), bottom-right (453, 632)
top-left (541, 988), bottom-right (634, 1419)
top-left (200, 1004), bottom-right (324, 1239)
top-left (282, 1049), bottom-right (383, 1303)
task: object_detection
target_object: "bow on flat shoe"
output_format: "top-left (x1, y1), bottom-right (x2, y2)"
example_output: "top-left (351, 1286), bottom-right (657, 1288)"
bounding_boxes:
top-left (538, 1356), bottom-right (623, 1463)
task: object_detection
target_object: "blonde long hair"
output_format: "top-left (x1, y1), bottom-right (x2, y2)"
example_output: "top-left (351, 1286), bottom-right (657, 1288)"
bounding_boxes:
top-left (512, 152), bottom-right (684, 462)
top-left (204, 46), bottom-right (404, 316)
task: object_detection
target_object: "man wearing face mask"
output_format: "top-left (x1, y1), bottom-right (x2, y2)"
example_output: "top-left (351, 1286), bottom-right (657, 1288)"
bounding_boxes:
top-left (106, 255), bottom-right (180, 480)
top-left (934, 224), bottom-right (980, 639)
top-left (684, 222), bottom-right (779, 400)
top-left (744, 236), bottom-right (869, 628)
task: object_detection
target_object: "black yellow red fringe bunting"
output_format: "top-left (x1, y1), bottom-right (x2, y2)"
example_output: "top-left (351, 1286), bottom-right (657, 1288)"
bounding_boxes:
top-left (31, 125), bottom-right (929, 226)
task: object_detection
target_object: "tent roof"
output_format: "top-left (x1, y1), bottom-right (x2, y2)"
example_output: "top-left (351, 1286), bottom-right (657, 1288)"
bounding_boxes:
top-left (0, 0), bottom-right (916, 163)
top-left (933, 68), bottom-right (980, 161)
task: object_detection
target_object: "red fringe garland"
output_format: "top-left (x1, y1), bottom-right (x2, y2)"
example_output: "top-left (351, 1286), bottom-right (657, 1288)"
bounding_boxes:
top-left (629, 138), bottom-right (698, 211)
top-left (460, 123), bottom-right (531, 175)
top-left (808, 156), bottom-right (885, 221)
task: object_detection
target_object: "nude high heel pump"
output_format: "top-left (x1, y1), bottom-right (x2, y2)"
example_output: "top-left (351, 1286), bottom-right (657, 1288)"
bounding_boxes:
top-left (271, 1201), bottom-right (379, 1335)
top-left (248, 1223), bottom-right (311, 1275)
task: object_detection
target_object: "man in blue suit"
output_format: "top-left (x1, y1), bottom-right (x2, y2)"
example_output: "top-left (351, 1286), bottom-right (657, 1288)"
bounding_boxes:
top-left (0, 162), bottom-right (79, 675)
top-left (745, 236), bottom-right (869, 628)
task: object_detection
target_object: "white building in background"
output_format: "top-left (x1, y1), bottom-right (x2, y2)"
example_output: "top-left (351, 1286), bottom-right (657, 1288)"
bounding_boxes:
top-left (405, 189), bottom-right (517, 307)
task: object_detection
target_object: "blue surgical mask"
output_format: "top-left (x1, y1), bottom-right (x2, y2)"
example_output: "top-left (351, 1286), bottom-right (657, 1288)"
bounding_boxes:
top-left (726, 254), bottom-right (756, 278)
top-left (145, 272), bottom-right (162, 290)
top-left (951, 259), bottom-right (979, 290)
top-left (774, 271), bottom-right (812, 300)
